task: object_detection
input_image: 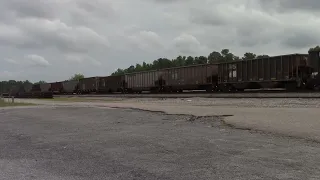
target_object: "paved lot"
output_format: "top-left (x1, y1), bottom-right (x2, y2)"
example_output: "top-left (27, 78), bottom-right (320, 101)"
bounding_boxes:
top-left (1, 106), bottom-right (320, 180)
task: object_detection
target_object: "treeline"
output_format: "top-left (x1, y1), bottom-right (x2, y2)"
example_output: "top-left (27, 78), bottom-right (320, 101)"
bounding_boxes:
top-left (0, 80), bottom-right (33, 94)
top-left (0, 80), bottom-right (49, 94)
top-left (111, 49), bottom-right (269, 75)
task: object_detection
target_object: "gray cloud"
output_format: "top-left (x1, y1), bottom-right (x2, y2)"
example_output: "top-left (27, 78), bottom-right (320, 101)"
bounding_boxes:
top-left (173, 33), bottom-right (204, 54)
top-left (127, 30), bottom-right (166, 53)
top-left (0, 70), bottom-right (14, 79)
top-left (4, 54), bottom-right (51, 67)
top-left (13, 18), bottom-right (109, 53)
top-left (25, 54), bottom-right (50, 67)
top-left (281, 26), bottom-right (320, 48)
top-left (152, 0), bottom-right (191, 3)
top-left (259, 0), bottom-right (320, 13)
top-left (4, 58), bottom-right (18, 65)
top-left (0, 23), bottom-right (30, 46)
top-left (4, 0), bottom-right (57, 19)
top-left (64, 53), bottom-right (102, 66)
top-left (0, 0), bottom-right (319, 82)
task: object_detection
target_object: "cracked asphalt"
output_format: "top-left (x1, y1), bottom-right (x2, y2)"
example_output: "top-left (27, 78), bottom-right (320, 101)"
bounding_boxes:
top-left (1, 106), bottom-right (320, 180)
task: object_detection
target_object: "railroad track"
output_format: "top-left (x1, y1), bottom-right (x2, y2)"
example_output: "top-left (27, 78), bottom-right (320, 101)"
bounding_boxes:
top-left (54, 91), bottom-right (320, 99)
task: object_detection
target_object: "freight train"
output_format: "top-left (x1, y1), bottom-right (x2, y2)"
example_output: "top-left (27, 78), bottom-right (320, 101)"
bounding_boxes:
top-left (8, 49), bottom-right (320, 97)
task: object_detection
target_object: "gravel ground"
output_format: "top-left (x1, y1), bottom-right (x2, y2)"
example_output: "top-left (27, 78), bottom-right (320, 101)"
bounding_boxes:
top-left (1, 107), bottom-right (320, 180)
top-left (121, 97), bottom-right (320, 108)
top-left (56, 92), bottom-right (320, 98)
top-left (5, 97), bottom-right (320, 142)
top-left (7, 97), bottom-right (320, 108)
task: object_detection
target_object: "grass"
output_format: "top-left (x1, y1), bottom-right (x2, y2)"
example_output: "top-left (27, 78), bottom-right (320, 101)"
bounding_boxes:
top-left (0, 98), bottom-right (34, 107)
top-left (39, 97), bottom-right (123, 102)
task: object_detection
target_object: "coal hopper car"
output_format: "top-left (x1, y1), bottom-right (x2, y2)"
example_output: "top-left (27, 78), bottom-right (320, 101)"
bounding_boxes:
top-left (97, 75), bottom-right (125, 93)
top-left (78, 77), bottom-right (99, 94)
top-left (160, 64), bottom-right (218, 92)
top-left (217, 50), bottom-right (320, 91)
top-left (62, 80), bottom-right (79, 94)
top-left (124, 70), bottom-right (160, 93)
top-left (50, 82), bottom-right (64, 94)
top-left (124, 64), bottom-right (219, 93)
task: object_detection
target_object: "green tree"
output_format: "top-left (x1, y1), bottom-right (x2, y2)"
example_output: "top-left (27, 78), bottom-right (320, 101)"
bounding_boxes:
top-left (309, 45), bottom-right (320, 52)
top-left (152, 58), bottom-right (172, 69)
top-left (194, 57), bottom-right (199, 64)
top-left (69, 73), bottom-right (84, 81)
top-left (185, 56), bottom-right (195, 65)
top-left (195, 56), bottom-right (208, 64)
top-left (234, 56), bottom-right (241, 61)
top-left (172, 56), bottom-right (185, 67)
top-left (135, 63), bottom-right (143, 72)
top-left (221, 49), bottom-right (230, 57)
top-left (0, 80), bottom-right (33, 94)
top-left (242, 52), bottom-right (256, 60)
top-left (126, 65), bottom-right (135, 73)
top-left (208, 51), bottom-right (223, 63)
top-left (111, 68), bottom-right (125, 75)
top-left (34, 80), bottom-right (47, 84)
top-left (23, 80), bottom-right (32, 85)
top-left (220, 49), bottom-right (236, 62)
top-left (142, 62), bottom-right (151, 71)
top-left (0, 80), bottom-right (24, 94)
top-left (256, 55), bottom-right (270, 59)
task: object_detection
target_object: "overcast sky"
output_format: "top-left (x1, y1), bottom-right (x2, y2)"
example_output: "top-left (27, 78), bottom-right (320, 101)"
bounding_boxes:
top-left (1, 0), bottom-right (319, 82)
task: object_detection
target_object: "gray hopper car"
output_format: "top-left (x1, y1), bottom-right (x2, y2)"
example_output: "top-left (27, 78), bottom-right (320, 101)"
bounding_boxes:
top-left (40, 83), bottom-right (51, 92)
top-left (125, 70), bottom-right (160, 93)
top-left (62, 80), bottom-right (79, 94)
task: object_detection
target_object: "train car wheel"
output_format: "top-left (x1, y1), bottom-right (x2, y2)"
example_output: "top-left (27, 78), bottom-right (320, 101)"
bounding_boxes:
top-left (285, 82), bottom-right (297, 92)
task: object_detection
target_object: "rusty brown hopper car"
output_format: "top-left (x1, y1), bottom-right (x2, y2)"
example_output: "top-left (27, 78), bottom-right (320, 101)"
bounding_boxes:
top-left (217, 54), bottom-right (312, 91)
top-left (62, 80), bottom-right (79, 94)
top-left (98, 75), bottom-right (124, 93)
top-left (78, 77), bottom-right (99, 93)
top-left (161, 64), bottom-right (218, 92)
top-left (50, 82), bottom-right (63, 94)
